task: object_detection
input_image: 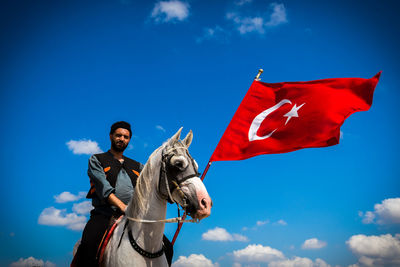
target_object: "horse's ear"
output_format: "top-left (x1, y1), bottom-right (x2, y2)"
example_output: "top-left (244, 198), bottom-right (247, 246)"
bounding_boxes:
top-left (170, 127), bottom-right (183, 143)
top-left (182, 130), bottom-right (193, 148)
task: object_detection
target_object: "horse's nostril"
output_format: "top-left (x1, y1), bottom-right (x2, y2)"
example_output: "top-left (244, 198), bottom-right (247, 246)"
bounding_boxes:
top-left (201, 198), bottom-right (207, 208)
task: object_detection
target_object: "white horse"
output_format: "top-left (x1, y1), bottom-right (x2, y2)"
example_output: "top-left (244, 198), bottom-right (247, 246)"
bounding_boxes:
top-left (101, 128), bottom-right (212, 267)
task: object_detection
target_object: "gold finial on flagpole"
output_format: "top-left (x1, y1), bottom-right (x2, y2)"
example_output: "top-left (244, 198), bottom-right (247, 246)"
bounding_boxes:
top-left (255, 69), bottom-right (263, 81)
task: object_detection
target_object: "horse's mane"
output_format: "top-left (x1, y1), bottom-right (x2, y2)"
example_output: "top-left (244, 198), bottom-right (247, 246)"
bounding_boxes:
top-left (128, 143), bottom-right (166, 216)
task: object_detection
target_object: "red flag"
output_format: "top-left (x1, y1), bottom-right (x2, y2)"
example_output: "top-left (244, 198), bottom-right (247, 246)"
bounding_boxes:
top-left (210, 72), bottom-right (381, 162)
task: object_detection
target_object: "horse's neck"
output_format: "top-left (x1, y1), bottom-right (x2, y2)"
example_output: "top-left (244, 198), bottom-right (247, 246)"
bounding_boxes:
top-left (126, 151), bottom-right (167, 253)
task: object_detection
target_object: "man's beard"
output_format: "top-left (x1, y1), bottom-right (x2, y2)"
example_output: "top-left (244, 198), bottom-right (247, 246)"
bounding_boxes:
top-left (111, 140), bottom-right (128, 152)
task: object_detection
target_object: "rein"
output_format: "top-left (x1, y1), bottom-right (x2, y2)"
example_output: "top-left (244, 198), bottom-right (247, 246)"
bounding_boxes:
top-left (126, 216), bottom-right (199, 224)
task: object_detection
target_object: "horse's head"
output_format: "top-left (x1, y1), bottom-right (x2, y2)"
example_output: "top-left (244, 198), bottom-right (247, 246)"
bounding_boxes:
top-left (159, 128), bottom-right (212, 220)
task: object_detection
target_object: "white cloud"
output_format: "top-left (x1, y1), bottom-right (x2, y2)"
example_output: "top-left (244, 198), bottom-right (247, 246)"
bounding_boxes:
top-left (235, 0), bottom-right (253, 6)
top-left (54, 191), bottom-right (86, 203)
top-left (226, 3), bottom-right (287, 35)
top-left (274, 219), bottom-right (287, 226)
top-left (235, 0), bottom-right (252, 6)
top-left (257, 220), bottom-right (269, 226)
top-left (228, 13), bottom-right (265, 35)
top-left (360, 211), bottom-right (375, 224)
top-left (151, 1), bottom-right (189, 23)
top-left (156, 125), bottom-right (166, 132)
top-left (233, 244), bottom-right (285, 263)
top-left (269, 257), bottom-right (331, 267)
top-left (232, 234), bottom-right (249, 242)
top-left (360, 198), bottom-right (400, 225)
top-left (196, 25), bottom-right (230, 43)
top-left (347, 234), bottom-right (400, 266)
top-left (244, 219), bottom-right (285, 231)
top-left (314, 258), bottom-right (331, 267)
top-left (202, 227), bottom-right (249, 242)
top-left (66, 139), bottom-right (102, 155)
top-left (301, 238), bottom-right (327, 250)
top-left (10, 257), bottom-right (56, 267)
top-left (231, 244), bottom-right (333, 266)
top-left (172, 254), bottom-right (219, 267)
top-left (72, 201), bottom-right (93, 215)
top-left (38, 207), bottom-right (87, 231)
top-left (265, 3), bottom-right (288, 27)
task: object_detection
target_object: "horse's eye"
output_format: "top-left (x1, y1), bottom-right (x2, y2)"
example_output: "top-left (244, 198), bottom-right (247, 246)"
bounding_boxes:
top-left (174, 160), bottom-right (188, 171)
top-left (170, 155), bottom-right (188, 171)
top-left (175, 161), bottom-right (184, 169)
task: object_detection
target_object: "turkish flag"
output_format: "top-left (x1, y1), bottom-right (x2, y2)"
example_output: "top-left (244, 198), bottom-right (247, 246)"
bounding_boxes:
top-left (210, 72), bottom-right (381, 161)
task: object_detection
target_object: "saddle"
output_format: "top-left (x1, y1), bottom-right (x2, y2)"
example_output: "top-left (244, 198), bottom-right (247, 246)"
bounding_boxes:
top-left (96, 215), bottom-right (124, 264)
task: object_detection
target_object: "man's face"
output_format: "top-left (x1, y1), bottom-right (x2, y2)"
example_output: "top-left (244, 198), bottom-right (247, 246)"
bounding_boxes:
top-left (110, 128), bottom-right (131, 152)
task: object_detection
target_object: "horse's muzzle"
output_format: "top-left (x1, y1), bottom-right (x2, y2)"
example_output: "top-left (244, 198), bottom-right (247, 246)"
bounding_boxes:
top-left (195, 194), bottom-right (212, 220)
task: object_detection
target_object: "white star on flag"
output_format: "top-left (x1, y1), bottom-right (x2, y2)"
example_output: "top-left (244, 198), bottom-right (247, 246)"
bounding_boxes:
top-left (284, 103), bottom-right (305, 125)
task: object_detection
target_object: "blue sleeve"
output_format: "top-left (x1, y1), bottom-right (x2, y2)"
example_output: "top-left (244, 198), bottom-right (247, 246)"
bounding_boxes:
top-left (87, 155), bottom-right (115, 201)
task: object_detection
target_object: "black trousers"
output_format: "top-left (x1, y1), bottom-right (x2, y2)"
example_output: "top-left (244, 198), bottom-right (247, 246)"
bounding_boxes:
top-left (72, 211), bottom-right (174, 267)
top-left (73, 212), bottom-right (110, 267)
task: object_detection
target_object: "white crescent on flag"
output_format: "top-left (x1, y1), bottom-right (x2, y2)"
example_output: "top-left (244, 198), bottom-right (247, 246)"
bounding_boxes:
top-left (248, 99), bottom-right (306, 142)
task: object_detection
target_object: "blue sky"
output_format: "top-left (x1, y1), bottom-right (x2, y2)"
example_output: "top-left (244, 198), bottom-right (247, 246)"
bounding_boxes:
top-left (1, 0), bottom-right (399, 266)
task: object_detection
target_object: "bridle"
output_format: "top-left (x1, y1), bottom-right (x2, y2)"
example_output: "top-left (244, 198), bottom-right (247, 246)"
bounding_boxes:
top-left (126, 142), bottom-right (200, 224)
top-left (159, 142), bottom-right (201, 207)
top-left (123, 142), bottom-right (201, 258)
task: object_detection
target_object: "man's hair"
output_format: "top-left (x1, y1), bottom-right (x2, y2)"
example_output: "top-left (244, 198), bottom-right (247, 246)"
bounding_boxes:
top-left (110, 121), bottom-right (132, 137)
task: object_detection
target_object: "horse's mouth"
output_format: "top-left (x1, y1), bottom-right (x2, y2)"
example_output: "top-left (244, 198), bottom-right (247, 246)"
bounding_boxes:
top-left (194, 212), bottom-right (210, 220)
top-left (183, 201), bottom-right (211, 221)
top-left (174, 180), bottom-right (212, 220)
top-left (183, 204), bottom-right (197, 218)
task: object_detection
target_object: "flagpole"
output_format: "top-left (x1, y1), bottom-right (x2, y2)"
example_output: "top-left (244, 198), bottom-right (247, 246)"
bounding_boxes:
top-left (200, 161), bottom-right (212, 181)
top-left (255, 69), bottom-right (263, 81)
top-left (171, 69), bottom-right (262, 246)
top-left (171, 161), bottom-right (212, 245)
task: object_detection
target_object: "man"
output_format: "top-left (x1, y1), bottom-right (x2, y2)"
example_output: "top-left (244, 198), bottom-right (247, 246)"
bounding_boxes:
top-left (73, 121), bottom-right (143, 266)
